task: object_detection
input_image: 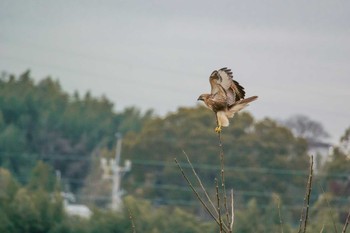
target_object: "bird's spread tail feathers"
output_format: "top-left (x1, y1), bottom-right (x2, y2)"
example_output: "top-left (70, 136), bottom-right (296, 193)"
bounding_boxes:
top-left (226, 96), bottom-right (258, 118)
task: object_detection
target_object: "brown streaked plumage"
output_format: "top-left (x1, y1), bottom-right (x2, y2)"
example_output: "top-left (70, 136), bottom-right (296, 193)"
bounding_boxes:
top-left (197, 67), bottom-right (258, 133)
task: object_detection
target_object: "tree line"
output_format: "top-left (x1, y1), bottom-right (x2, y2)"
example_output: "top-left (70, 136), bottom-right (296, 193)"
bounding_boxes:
top-left (0, 71), bottom-right (152, 190)
top-left (0, 71), bottom-right (349, 232)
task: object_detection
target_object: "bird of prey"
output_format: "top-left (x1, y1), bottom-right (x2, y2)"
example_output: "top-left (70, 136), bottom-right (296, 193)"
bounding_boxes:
top-left (197, 67), bottom-right (258, 133)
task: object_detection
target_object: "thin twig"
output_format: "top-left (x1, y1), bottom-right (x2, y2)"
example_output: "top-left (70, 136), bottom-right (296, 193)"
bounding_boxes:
top-left (218, 132), bottom-right (231, 228)
top-left (342, 208), bottom-right (350, 233)
top-left (320, 224), bottom-right (325, 233)
top-left (303, 155), bottom-right (314, 233)
top-left (174, 158), bottom-right (217, 222)
top-left (298, 155), bottom-right (314, 233)
top-left (277, 197), bottom-right (284, 233)
top-left (230, 189), bottom-right (234, 231)
top-left (216, 178), bottom-right (223, 233)
top-left (174, 158), bottom-right (229, 232)
top-left (298, 198), bottom-right (306, 233)
top-left (128, 208), bottom-right (136, 233)
top-left (319, 183), bottom-right (338, 233)
top-left (182, 150), bottom-right (219, 216)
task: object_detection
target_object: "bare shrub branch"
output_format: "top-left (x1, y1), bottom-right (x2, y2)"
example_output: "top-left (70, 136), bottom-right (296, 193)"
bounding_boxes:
top-left (128, 208), bottom-right (136, 233)
top-left (218, 132), bottom-right (231, 227)
top-left (174, 158), bottom-right (230, 232)
top-left (230, 189), bottom-right (234, 230)
top-left (342, 208), bottom-right (350, 233)
top-left (320, 224), bottom-right (325, 233)
top-left (175, 132), bottom-right (235, 232)
top-left (298, 155), bottom-right (314, 233)
top-left (276, 197), bottom-right (284, 233)
top-left (182, 150), bottom-right (218, 216)
top-left (215, 178), bottom-right (224, 233)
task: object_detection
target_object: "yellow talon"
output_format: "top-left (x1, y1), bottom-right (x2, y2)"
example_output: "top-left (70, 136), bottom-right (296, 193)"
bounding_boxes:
top-left (215, 125), bottom-right (222, 133)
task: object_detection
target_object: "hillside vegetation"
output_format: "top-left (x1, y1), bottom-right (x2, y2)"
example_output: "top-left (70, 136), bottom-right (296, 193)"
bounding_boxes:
top-left (0, 71), bottom-right (349, 232)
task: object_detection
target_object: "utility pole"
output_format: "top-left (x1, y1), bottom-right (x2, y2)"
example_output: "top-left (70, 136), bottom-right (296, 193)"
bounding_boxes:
top-left (101, 133), bottom-right (131, 211)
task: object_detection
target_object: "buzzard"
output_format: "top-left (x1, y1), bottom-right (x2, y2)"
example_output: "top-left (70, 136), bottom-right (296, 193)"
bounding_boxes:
top-left (197, 67), bottom-right (258, 133)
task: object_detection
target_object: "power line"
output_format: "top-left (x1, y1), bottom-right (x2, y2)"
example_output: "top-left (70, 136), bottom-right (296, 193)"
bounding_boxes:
top-left (10, 172), bottom-right (350, 205)
top-left (1, 152), bottom-right (349, 178)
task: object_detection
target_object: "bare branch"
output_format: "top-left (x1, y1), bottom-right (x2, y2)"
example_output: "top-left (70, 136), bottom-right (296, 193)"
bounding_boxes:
top-left (218, 132), bottom-right (231, 228)
top-left (320, 224), bottom-right (325, 233)
top-left (182, 150), bottom-right (218, 216)
top-left (342, 208), bottom-right (350, 233)
top-left (277, 197), bottom-right (284, 233)
top-left (230, 189), bottom-right (234, 231)
top-left (303, 155), bottom-right (313, 233)
top-left (298, 155), bottom-right (314, 233)
top-left (128, 208), bottom-right (136, 233)
top-left (298, 155), bottom-right (313, 233)
top-left (215, 178), bottom-right (223, 233)
top-left (174, 158), bottom-right (230, 232)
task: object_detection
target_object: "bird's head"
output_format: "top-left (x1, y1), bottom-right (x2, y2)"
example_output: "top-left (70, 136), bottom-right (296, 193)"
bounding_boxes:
top-left (197, 94), bottom-right (209, 102)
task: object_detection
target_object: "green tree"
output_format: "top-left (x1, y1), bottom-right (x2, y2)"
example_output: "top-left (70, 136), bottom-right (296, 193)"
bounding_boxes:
top-left (124, 195), bottom-right (215, 233)
top-left (307, 193), bottom-right (344, 232)
top-left (123, 106), bottom-right (309, 207)
top-left (339, 126), bottom-right (350, 154)
top-left (234, 196), bottom-right (293, 233)
top-left (0, 166), bottom-right (64, 233)
top-left (0, 168), bottom-right (19, 233)
top-left (116, 107), bottom-right (154, 134)
top-left (0, 70), bottom-right (161, 193)
top-left (27, 161), bottom-right (57, 191)
top-left (320, 127), bottom-right (350, 223)
top-left (0, 71), bottom-right (132, 190)
top-left (9, 188), bottom-right (64, 233)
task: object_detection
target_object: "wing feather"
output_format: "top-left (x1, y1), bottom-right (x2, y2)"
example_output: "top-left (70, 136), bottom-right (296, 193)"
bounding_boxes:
top-left (210, 68), bottom-right (246, 104)
top-left (209, 70), bottom-right (221, 95)
top-left (232, 80), bottom-right (245, 100)
top-left (217, 67), bottom-right (233, 91)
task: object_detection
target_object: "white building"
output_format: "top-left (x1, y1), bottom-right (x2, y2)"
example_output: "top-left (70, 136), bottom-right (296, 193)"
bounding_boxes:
top-left (61, 192), bottom-right (92, 219)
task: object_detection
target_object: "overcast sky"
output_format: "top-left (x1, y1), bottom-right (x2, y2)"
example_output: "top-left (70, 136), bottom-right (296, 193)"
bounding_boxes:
top-left (1, 0), bottom-right (349, 143)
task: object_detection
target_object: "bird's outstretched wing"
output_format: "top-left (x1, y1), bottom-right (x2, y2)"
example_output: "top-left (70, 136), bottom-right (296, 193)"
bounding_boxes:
top-left (209, 67), bottom-right (246, 105)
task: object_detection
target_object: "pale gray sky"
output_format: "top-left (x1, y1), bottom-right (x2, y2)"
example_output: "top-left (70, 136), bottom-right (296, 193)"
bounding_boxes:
top-left (1, 0), bottom-right (349, 143)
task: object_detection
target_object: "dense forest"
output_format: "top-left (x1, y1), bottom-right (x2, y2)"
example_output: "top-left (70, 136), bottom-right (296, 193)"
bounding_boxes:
top-left (0, 71), bottom-right (349, 232)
